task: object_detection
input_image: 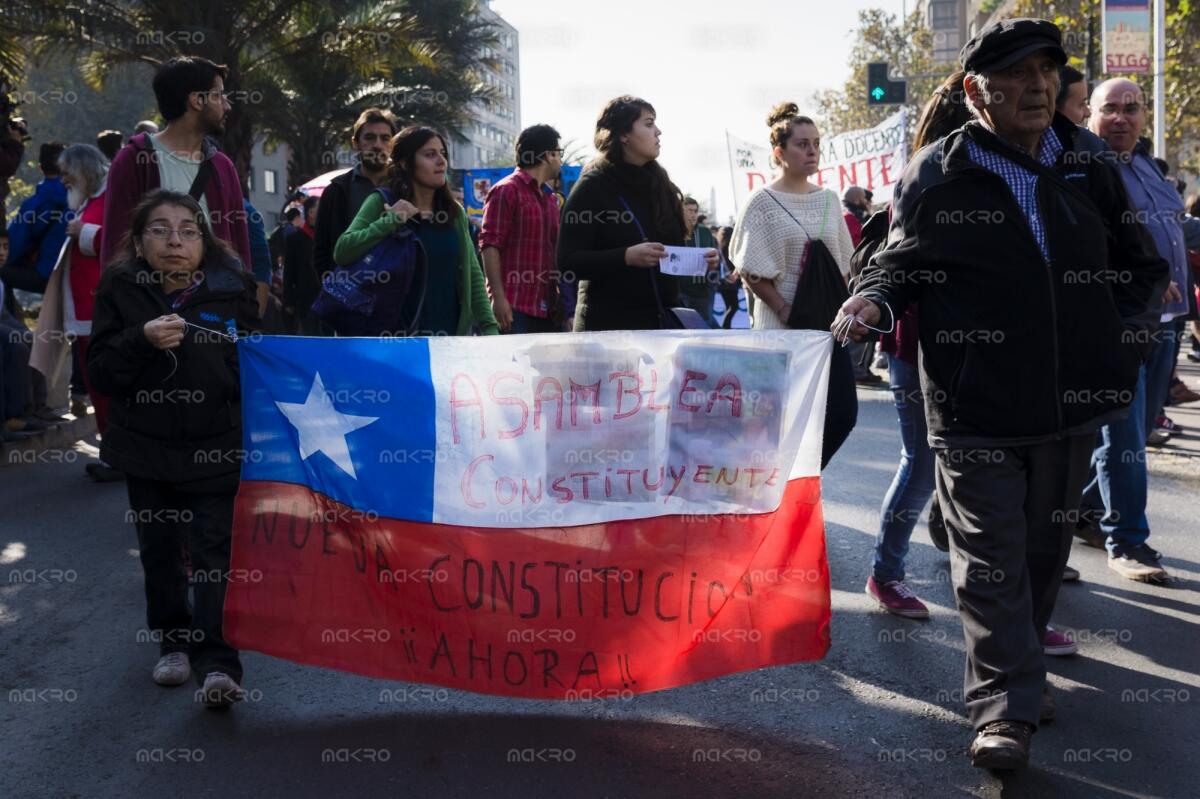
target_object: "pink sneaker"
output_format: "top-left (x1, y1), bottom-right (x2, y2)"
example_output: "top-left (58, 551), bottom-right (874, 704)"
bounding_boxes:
top-left (1042, 626), bottom-right (1078, 656)
top-left (865, 576), bottom-right (930, 619)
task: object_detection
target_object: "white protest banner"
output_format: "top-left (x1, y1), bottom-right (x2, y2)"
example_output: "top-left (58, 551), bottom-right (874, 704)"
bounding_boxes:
top-left (727, 110), bottom-right (908, 211)
top-left (725, 131), bottom-right (779, 215)
top-left (812, 109), bottom-right (907, 204)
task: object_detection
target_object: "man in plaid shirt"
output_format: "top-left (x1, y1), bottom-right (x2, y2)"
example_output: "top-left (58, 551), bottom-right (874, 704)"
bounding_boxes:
top-left (480, 124), bottom-right (563, 333)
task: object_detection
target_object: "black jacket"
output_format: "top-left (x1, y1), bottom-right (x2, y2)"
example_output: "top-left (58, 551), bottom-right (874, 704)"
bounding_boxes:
top-left (87, 254), bottom-right (265, 484)
top-left (856, 115), bottom-right (1168, 448)
top-left (313, 165), bottom-right (380, 281)
top-left (282, 227), bottom-right (318, 317)
top-left (556, 162), bottom-right (683, 331)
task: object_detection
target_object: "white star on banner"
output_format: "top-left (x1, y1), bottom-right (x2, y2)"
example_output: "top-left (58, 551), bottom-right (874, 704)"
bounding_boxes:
top-left (275, 373), bottom-right (379, 480)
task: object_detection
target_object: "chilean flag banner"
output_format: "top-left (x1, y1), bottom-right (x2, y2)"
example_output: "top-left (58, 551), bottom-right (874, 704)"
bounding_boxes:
top-left (225, 330), bottom-right (833, 699)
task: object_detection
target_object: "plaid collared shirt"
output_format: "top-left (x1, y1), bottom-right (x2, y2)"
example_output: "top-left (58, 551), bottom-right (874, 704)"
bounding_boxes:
top-left (478, 169), bottom-right (560, 318)
top-left (965, 125), bottom-right (1063, 261)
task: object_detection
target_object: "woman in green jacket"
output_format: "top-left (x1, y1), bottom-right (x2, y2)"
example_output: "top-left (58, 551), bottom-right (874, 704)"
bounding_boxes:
top-left (333, 125), bottom-right (498, 336)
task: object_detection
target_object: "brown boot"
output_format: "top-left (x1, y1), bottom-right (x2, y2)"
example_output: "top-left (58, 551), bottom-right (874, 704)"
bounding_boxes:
top-left (970, 720), bottom-right (1033, 770)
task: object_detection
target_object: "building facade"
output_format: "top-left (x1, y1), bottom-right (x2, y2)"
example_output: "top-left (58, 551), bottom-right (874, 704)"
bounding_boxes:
top-left (246, 135), bottom-right (291, 229)
top-left (965, 0), bottom-right (1019, 39)
top-left (448, 0), bottom-right (521, 171)
top-left (919, 0), bottom-right (969, 65)
top-left (919, 0), bottom-right (1022, 66)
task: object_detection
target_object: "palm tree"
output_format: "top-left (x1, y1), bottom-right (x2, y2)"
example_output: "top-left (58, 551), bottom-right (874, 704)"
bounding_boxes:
top-left (1, 14), bottom-right (26, 127)
top-left (262, 0), bottom-right (498, 184)
top-left (4, 0), bottom-right (496, 181)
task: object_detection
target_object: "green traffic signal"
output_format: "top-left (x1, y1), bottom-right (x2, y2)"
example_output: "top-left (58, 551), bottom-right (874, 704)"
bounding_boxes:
top-left (867, 61), bottom-right (905, 105)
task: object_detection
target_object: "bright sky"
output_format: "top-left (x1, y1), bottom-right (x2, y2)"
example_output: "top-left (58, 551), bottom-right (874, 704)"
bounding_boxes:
top-left (490, 0), bottom-right (907, 223)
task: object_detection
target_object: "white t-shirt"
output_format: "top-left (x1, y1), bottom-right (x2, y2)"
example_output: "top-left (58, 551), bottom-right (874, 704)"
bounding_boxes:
top-left (150, 134), bottom-right (211, 221)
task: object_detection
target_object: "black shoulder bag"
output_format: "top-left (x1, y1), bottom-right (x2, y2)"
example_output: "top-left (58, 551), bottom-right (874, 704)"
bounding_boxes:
top-left (188, 158), bottom-right (214, 202)
top-left (763, 190), bottom-right (849, 331)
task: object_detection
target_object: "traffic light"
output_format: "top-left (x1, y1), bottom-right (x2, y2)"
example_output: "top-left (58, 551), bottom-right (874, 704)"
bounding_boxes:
top-left (867, 62), bottom-right (906, 105)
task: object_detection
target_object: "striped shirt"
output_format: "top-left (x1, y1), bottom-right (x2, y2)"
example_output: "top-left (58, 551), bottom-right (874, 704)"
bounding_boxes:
top-left (965, 125), bottom-right (1063, 261)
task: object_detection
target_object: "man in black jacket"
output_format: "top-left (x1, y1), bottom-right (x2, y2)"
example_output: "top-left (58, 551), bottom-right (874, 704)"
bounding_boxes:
top-left (311, 108), bottom-right (396, 285)
top-left (282, 195), bottom-right (320, 333)
top-left (835, 19), bottom-right (1167, 770)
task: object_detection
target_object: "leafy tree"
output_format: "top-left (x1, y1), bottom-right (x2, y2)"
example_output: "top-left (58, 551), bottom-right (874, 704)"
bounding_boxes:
top-left (1010, 0), bottom-right (1198, 172)
top-left (261, 0), bottom-right (498, 183)
top-left (810, 10), bottom-right (942, 145)
top-left (3, 0), bottom-right (496, 184)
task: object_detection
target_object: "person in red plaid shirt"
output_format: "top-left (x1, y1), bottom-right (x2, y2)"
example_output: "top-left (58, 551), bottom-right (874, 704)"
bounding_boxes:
top-left (480, 124), bottom-right (564, 333)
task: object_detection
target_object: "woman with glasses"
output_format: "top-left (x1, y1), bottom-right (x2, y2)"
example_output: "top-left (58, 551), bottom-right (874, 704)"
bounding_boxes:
top-left (88, 189), bottom-right (269, 709)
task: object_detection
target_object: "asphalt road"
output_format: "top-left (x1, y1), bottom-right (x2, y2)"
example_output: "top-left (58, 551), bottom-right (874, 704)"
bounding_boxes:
top-left (2, 386), bottom-right (1197, 799)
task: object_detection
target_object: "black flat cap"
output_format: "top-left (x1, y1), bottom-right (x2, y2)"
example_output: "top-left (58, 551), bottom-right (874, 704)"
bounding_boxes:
top-left (960, 17), bottom-right (1067, 73)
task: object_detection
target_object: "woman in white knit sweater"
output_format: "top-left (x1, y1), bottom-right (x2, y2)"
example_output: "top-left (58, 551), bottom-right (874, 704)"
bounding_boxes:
top-left (732, 102), bottom-right (857, 467)
top-left (730, 103), bottom-right (854, 329)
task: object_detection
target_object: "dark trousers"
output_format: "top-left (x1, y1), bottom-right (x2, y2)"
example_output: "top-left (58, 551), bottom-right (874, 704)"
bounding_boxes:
top-left (0, 263), bottom-right (49, 294)
top-left (718, 284), bottom-right (739, 329)
top-left (934, 434), bottom-right (1092, 730)
top-left (0, 318), bottom-right (29, 420)
top-left (508, 310), bottom-right (559, 334)
top-left (289, 312), bottom-right (326, 336)
top-left (821, 344), bottom-right (858, 469)
top-left (69, 338), bottom-right (85, 396)
top-left (126, 475), bottom-right (242, 684)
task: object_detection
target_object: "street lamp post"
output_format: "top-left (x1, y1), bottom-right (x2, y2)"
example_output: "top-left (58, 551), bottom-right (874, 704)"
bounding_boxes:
top-left (1152, 0), bottom-right (1165, 157)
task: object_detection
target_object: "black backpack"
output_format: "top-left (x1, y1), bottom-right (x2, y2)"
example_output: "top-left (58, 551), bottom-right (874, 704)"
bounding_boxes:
top-left (848, 207), bottom-right (890, 290)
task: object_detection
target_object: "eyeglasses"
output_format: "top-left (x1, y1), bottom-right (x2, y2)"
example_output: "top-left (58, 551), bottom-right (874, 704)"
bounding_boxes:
top-left (1098, 103), bottom-right (1142, 117)
top-left (143, 226), bottom-right (203, 242)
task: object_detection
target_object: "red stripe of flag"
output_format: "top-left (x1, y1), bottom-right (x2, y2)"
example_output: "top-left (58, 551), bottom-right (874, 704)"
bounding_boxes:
top-left (224, 477), bottom-right (830, 698)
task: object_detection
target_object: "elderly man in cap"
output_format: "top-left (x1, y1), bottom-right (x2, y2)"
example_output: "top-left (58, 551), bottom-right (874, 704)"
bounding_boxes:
top-left (835, 18), bottom-right (1166, 769)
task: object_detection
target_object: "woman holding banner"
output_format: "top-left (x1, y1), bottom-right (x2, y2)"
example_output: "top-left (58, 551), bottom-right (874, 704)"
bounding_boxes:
top-left (556, 95), bottom-right (716, 331)
top-left (88, 189), bottom-right (267, 708)
top-left (730, 102), bottom-right (855, 466)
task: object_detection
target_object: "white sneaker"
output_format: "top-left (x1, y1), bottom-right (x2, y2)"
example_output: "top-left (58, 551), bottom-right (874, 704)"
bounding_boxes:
top-left (152, 652), bottom-right (191, 686)
top-left (198, 672), bottom-right (245, 708)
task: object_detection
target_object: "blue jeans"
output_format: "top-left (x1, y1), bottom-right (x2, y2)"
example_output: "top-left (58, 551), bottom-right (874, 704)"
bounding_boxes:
top-left (1081, 366), bottom-right (1150, 556)
top-left (1142, 323), bottom-right (1177, 433)
top-left (872, 354), bottom-right (936, 582)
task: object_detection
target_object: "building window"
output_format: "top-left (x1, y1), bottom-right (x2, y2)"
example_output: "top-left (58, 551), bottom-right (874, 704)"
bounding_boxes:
top-left (930, 1), bottom-right (958, 29)
top-left (264, 169), bottom-right (277, 194)
top-left (933, 31), bottom-right (960, 63)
